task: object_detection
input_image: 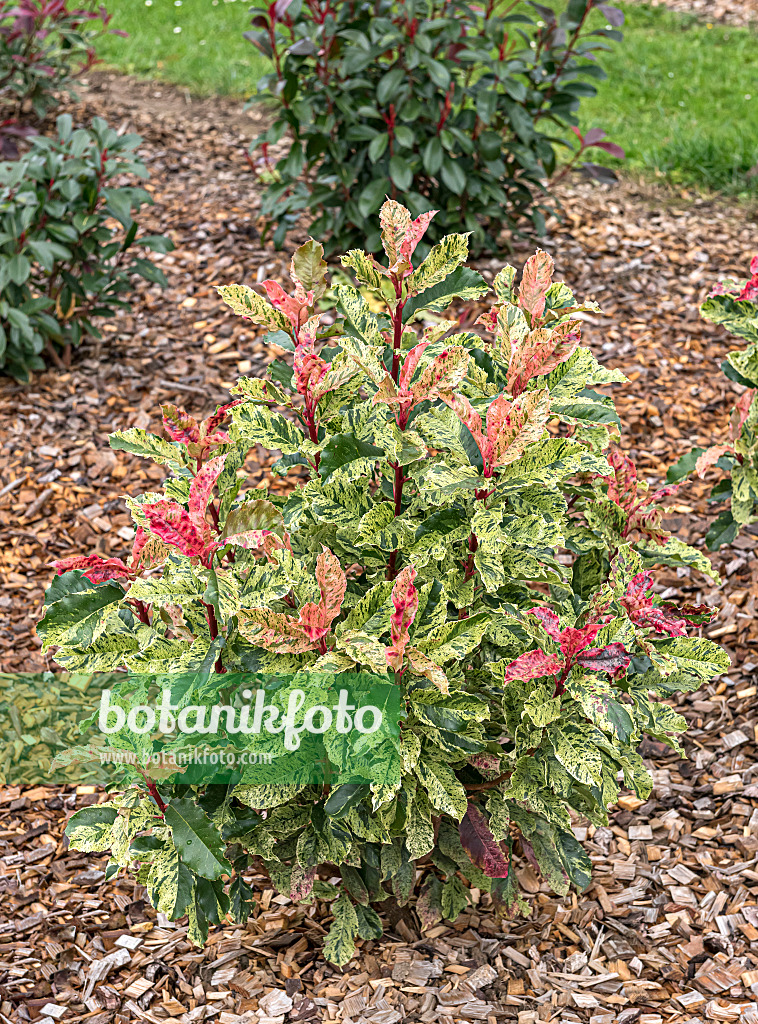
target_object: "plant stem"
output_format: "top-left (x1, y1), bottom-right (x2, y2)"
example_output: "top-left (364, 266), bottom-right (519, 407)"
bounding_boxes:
top-left (145, 780), bottom-right (166, 813)
top-left (387, 293), bottom-right (407, 579)
top-left (203, 600), bottom-right (226, 674)
top-left (464, 771), bottom-right (509, 793)
top-left (132, 599), bottom-right (150, 625)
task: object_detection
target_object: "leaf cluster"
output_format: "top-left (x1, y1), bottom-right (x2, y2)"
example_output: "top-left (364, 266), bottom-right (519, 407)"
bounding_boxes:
top-left (0, 114), bottom-right (173, 380)
top-left (45, 204), bottom-right (727, 964)
top-left (667, 255), bottom-right (758, 549)
top-left (0, 0), bottom-right (120, 146)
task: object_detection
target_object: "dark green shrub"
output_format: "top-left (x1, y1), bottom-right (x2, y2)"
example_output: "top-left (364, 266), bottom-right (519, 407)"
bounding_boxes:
top-left (668, 256), bottom-right (758, 549)
top-left (0, 0), bottom-right (121, 153)
top-left (245, 0), bottom-right (625, 253)
top-left (0, 114), bottom-right (173, 380)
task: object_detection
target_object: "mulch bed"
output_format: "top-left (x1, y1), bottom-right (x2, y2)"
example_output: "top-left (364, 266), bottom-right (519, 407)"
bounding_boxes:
top-left (627, 0), bottom-right (758, 26)
top-left (2, 73), bottom-right (758, 1024)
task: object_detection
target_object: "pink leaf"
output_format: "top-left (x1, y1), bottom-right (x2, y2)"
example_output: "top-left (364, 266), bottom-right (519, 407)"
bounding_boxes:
top-left (559, 623), bottom-right (603, 660)
top-left (500, 649), bottom-right (564, 685)
top-left (518, 250), bottom-right (554, 323)
top-left (51, 554), bottom-right (132, 584)
top-left (188, 454), bottom-right (227, 527)
top-left (486, 388), bottom-right (550, 472)
top-left (507, 320), bottom-right (581, 397)
top-left (387, 565), bottom-right (418, 671)
top-left (458, 803), bottom-right (510, 878)
top-left (399, 342), bottom-right (431, 391)
top-left (591, 140), bottom-right (625, 160)
top-left (729, 389), bottom-right (755, 441)
top-left (695, 445), bottom-right (732, 478)
top-left (143, 501), bottom-right (207, 558)
top-left (582, 128), bottom-right (607, 146)
top-left (529, 606), bottom-right (561, 641)
top-left (400, 209), bottom-right (438, 262)
top-left (299, 549), bottom-right (347, 641)
top-left (162, 404), bottom-right (200, 445)
top-left (203, 399), bottom-right (242, 441)
top-left (604, 446), bottom-right (637, 510)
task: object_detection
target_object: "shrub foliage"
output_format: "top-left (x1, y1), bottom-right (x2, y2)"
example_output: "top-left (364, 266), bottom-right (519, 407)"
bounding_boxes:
top-left (0, 114), bottom-right (172, 379)
top-left (43, 203), bottom-right (728, 963)
top-left (668, 256), bottom-right (758, 549)
top-left (0, 0), bottom-right (119, 143)
top-left (245, 0), bottom-right (624, 253)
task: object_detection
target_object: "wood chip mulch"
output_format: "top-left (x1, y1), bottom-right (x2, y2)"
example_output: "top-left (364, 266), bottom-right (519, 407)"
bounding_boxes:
top-left (626, 0), bottom-right (758, 26)
top-left (2, 73), bottom-right (758, 1024)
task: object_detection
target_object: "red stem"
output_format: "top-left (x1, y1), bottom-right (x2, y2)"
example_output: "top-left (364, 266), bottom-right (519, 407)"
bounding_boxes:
top-left (387, 292), bottom-right (407, 579)
top-left (203, 600), bottom-right (226, 674)
top-left (145, 780), bottom-right (166, 814)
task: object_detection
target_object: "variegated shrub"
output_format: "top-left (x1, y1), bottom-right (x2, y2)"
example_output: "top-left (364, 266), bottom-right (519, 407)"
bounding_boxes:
top-left (40, 202), bottom-right (728, 965)
top-left (669, 255), bottom-right (758, 549)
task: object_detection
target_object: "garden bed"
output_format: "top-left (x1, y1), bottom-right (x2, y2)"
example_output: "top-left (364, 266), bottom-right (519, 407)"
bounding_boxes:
top-left (1, 72), bottom-right (758, 1024)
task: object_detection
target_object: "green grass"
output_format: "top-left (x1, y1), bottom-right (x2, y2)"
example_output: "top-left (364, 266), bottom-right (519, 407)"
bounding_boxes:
top-left (580, 3), bottom-right (758, 194)
top-left (97, 0), bottom-right (758, 195)
top-left (97, 0), bottom-right (267, 97)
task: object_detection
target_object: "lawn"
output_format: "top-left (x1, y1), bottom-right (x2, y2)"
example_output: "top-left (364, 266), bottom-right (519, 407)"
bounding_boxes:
top-left (580, 3), bottom-right (758, 194)
top-left (97, 0), bottom-right (267, 97)
top-left (97, 0), bottom-right (758, 195)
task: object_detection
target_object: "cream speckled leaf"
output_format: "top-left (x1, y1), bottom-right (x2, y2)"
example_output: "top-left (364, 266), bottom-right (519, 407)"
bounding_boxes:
top-left (406, 787), bottom-right (435, 858)
top-left (341, 249), bottom-right (385, 291)
top-left (231, 404), bottom-right (305, 455)
top-left (485, 792), bottom-right (510, 841)
top-left (336, 630), bottom-right (389, 675)
top-left (416, 614), bottom-right (489, 665)
top-left (217, 283), bottom-right (291, 332)
top-left (230, 376), bottom-right (291, 404)
top-left (109, 428), bottom-right (184, 467)
top-left (65, 805), bottom-right (117, 853)
top-left (415, 760), bottom-right (467, 820)
top-left (400, 732), bottom-right (421, 773)
top-left (335, 284), bottom-right (385, 347)
top-left (146, 845), bottom-right (193, 919)
top-left (407, 233), bottom-right (469, 296)
top-left (234, 783), bottom-right (306, 809)
top-left (549, 724), bottom-right (603, 787)
top-left (324, 893), bottom-right (359, 967)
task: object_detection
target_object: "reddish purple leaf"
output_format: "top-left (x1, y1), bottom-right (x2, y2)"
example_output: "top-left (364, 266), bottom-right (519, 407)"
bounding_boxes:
top-left (575, 642), bottom-right (630, 676)
top-left (591, 140), bottom-right (625, 160)
top-left (458, 803), bottom-right (510, 878)
top-left (582, 128), bottom-right (607, 146)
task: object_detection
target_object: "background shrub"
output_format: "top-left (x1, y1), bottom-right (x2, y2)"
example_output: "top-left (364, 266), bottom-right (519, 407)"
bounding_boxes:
top-left (43, 204), bottom-right (728, 963)
top-left (0, 0), bottom-right (120, 141)
top-left (245, 0), bottom-right (625, 253)
top-left (668, 256), bottom-right (758, 549)
top-left (0, 113), bottom-right (173, 380)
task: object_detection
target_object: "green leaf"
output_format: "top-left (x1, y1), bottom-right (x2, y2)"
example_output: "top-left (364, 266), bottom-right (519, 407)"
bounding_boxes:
top-left (402, 267), bottom-right (488, 323)
top-left (415, 760), bottom-right (467, 820)
top-left (164, 798), bottom-right (231, 881)
top-left (233, 404), bottom-right (305, 454)
top-left (109, 429), bottom-right (184, 466)
top-left (318, 433), bottom-right (384, 480)
top-left (323, 893), bottom-right (358, 966)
